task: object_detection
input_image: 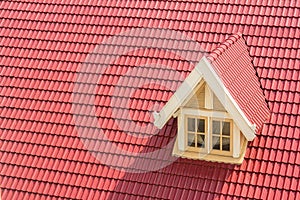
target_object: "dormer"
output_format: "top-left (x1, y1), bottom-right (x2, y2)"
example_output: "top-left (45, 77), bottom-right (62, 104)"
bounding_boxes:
top-left (153, 33), bottom-right (270, 164)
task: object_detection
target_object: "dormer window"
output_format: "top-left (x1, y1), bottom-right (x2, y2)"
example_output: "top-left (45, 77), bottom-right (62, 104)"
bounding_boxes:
top-left (186, 116), bottom-right (233, 155)
top-left (153, 34), bottom-right (270, 164)
top-left (187, 116), bottom-right (207, 149)
top-left (211, 119), bottom-right (231, 153)
top-left (167, 79), bottom-right (247, 164)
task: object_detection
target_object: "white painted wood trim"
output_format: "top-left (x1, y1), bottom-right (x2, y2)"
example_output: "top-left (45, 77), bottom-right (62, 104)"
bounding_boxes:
top-left (172, 136), bottom-right (246, 164)
top-left (205, 84), bottom-right (213, 109)
top-left (182, 108), bottom-right (231, 119)
top-left (233, 122), bottom-right (240, 158)
top-left (153, 60), bottom-right (204, 129)
top-left (200, 57), bottom-right (256, 141)
top-left (154, 56), bottom-right (256, 141)
top-left (174, 108), bottom-right (247, 163)
top-left (177, 109), bottom-right (186, 151)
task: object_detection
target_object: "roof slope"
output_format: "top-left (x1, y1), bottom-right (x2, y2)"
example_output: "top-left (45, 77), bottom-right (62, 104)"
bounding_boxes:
top-left (0, 0), bottom-right (299, 199)
top-left (208, 33), bottom-right (270, 134)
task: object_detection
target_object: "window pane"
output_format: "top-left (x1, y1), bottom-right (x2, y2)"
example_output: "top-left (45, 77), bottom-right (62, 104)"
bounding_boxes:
top-left (196, 134), bottom-right (205, 148)
top-left (222, 122), bottom-right (230, 136)
top-left (188, 133), bottom-right (195, 147)
top-left (212, 136), bottom-right (220, 150)
top-left (197, 119), bottom-right (205, 133)
top-left (212, 121), bottom-right (220, 135)
top-left (222, 137), bottom-right (230, 151)
top-left (188, 118), bottom-right (195, 132)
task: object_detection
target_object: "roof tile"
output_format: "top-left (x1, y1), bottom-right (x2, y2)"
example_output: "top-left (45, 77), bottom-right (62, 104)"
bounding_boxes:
top-left (0, 0), bottom-right (299, 199)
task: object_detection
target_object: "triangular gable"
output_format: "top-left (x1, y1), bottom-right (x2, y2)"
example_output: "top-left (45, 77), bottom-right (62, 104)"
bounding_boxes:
top-left (154, 33), bottom-right (270, 141)
top-left (183, 81), bottom-right (226, 112)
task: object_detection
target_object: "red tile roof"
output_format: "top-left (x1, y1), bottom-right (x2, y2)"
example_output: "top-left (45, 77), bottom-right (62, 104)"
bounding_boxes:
top-left (0, 1), bottom-right (299, 199)
top-left (207, 33), bottom-right (270, 134)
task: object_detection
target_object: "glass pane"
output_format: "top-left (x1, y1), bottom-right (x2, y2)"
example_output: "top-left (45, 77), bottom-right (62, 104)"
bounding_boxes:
top-left (212, 121), bottom-right (220, 135)
top-left (212, 136), bottom-right (220, 150)
top-left (222, 137), bottom-right (230, 151)
top-left (222, 122), bottom-right (230, 136)
top-left (196, 134), bottom-right (205, 148)
top-left (197, 119), bottom-right (205, 133)
top-left (188, 133), bottom-right (195, 147)
top-left (188, 118), bottom-right (195, 132)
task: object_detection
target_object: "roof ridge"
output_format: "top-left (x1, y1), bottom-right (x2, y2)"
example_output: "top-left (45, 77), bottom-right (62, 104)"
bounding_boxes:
top-left (207, 32), bottom-right (243, 62)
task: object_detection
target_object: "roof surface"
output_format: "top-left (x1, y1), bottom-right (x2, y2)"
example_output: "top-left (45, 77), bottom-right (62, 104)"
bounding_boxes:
top-left (0, 0), bottom-right (299, 199)
top-left (207, 33), bottom-right (270, 135)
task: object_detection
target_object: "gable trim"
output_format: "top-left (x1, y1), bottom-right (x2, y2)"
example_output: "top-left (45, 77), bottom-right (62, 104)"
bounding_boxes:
top-left (153, 57), bottom-right (256, 141)
top-left (153, 60), bottom-right (204, 129)
top-left (200, 57), bottom-right (256, 141)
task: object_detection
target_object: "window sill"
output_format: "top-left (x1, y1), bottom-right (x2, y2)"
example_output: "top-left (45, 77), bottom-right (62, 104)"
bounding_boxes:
top-left (172, 138), bottom-right (247, 165)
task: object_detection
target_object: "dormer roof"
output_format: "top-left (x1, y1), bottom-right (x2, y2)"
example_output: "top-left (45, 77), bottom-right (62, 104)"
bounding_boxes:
top-left (207, 33), bottom-right (270, 134)
top-left (154, 33), bottom-right (270, 141)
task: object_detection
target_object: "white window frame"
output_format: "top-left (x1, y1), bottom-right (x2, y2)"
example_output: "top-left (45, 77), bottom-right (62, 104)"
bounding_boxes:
top-left (185, 115), bottom-right (208, 153)
top-left (178, 107), bottom-right (240, 158)
top-left (210, 118), bottom-right (233, 156)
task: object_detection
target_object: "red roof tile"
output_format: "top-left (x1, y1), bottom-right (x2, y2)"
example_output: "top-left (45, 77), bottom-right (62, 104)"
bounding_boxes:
top-left (207, 33), bottom-right (270, 133)
top-left (0, 0), bottom-right (299, 199)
